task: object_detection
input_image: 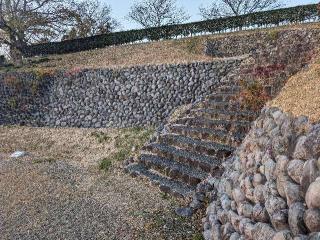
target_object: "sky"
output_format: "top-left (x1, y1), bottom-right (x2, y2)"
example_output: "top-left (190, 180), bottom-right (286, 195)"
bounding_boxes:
top-left (105, 0), bottom-right (319, 30)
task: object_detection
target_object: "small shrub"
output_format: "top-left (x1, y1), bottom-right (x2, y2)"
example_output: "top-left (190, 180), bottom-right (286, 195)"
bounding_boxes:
top-left (91, 131), bottom-right (112, 143)
top-left (98, 127), bottom-right (154, 171)
top-left (7, 97), bottom-right (18, 109)
top-left (192, 233), bottom-right (204, 240)
top-left (64, 67), bottom-right (82, 78)
top-left (184, 38), bottom-right (202, 54)
top-left (99, 157), bottom-right (112, 171)
top-left (33, 68), bottom-right (55, 80)
top-left (4, 75), bottom-right (23, 92)
top-left (267, 30), bottom-right (279, 41)
top-left (235, 79), bottom-right (271, 111)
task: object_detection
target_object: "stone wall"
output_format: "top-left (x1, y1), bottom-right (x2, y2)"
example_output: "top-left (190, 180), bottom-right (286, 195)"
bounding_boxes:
top-left (1, 27), bottom-right (319, 128)
top-left (205, 28), bottom-right (320, 96)
top-left (203, 107), bottom-right (320, 240)
top-left (0, 59), bottom-right (243, 127)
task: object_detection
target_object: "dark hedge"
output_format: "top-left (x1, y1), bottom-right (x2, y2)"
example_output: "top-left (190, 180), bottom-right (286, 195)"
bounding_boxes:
top-left (23, 4), bottom-right (319, 57)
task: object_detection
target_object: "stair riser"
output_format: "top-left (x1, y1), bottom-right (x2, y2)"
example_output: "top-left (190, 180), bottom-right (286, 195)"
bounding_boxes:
top-left (159, 137), bottom-right (232, 159)
top-left (145, 145), bottom-right (215, 174)
top-left (168, 127), bottom-right (233, 146)
top-left (173, 119), bottom-right (251, 133)
top-left (139, 158), bottom-right (202, 186)
top-left (197, 102), bottom-right (240, 111)
top-left (207, 94), bottom-right (234, 102)
top-left (191, 111), bottom-right (257, 122)
top-left (126, 168), bottom-right (189, 198)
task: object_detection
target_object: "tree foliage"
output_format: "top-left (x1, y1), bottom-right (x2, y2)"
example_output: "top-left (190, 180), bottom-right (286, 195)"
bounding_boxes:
top-left (62, 0), bottom-right (118, 40)
top-left (0, 0), bottom-right (70, 64)
top-left (200, 0), bottom-right (282, 19)
top-left (0, 0), bottom-right (117, 65)
top-left (24, 4), bottom-right (319, 57)
top-left (128, 0), bottom-right (189, 28)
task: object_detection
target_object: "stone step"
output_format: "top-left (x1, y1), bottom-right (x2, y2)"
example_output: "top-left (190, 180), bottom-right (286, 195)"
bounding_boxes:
top-left (173, 117), bottom-right (251, 133)
top-left (190, 108), bottom-right (258, 122)
top-left (159, 134), bottom-right (234, 159)
top-left (196, 100), bottom-right (241, 111)
top-left (216, 85), bottom-right (241, 94)
top-left (206, 93), bottom-right (235, 102)
top-left (139, 154), bottom-right (207, 186)
top-left (125, 163), bottom-right (195, 198)
top-left (168, 125), bottom-right (244, 146)
top-left (143, 143), bottom-right (220, 173)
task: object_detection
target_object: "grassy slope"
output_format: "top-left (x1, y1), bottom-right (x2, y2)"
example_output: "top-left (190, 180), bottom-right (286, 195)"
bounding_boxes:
top-left (2, 22), bottom-right (320, 72)
top-left (269, 57), bottom-right (320, 123)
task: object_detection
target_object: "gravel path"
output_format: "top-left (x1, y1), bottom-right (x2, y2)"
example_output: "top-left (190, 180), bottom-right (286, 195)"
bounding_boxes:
top-left (0, 127), bottom-right (202, 240)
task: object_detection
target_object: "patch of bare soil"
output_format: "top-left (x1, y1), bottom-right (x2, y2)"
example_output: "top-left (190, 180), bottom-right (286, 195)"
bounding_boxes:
top-left (0, 126), bottom-right (202, 240)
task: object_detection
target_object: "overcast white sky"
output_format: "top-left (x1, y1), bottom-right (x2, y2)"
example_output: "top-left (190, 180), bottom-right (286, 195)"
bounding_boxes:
top-left (104, 0), bottom-right (319, 30)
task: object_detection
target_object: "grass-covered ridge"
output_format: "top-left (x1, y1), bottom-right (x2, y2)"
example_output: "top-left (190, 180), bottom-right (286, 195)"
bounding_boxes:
top-left (269, 53), bottom-right (320, 122)
top-left (2, 22), bottom-right (319, 73)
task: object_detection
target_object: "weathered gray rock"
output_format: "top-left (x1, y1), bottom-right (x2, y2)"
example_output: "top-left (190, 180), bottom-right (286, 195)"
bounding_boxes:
top-left (252, 223), bottom-right (276, 240)
top-left (276, 155), bottom-right (290, 175)
top-left (288, 202), bottom-right (308, 235)
top-left (273, 230), bottom-right (294, 240)
top-left (233, 188), bottom-right (246, 204)
top-left (305, 179), bottom-right (320, 209)
top-left (175, 207), bottom-right (193, 217)
top-left (284, 181), bottom-right (303, 207)
top-left (287, 160), bottom-right (304, 184)
top-left (301, 159), bottom-right (320, 193)
top-left (203, 108), bottom-right (320, 239)
top-left (304, 209), bottom-right (320, 232)
top-left (293, 136), bottom-right (308, 160)
top-left (271, 210), bottom-right (289, 231)
top-left (254, 184), bottom-right (266, 204)
top-left (253, 204), bottom-right (269, 223)
top-left (304, 125), bottom-right (320, 159)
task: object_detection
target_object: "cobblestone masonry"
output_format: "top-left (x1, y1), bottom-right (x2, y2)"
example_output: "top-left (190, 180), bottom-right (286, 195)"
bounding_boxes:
top-left (203, 107), bottom-right (320, 240)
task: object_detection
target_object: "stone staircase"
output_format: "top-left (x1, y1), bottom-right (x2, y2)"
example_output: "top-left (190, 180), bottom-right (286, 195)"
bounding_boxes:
top-left (125, 84), bottom-right (259, 198)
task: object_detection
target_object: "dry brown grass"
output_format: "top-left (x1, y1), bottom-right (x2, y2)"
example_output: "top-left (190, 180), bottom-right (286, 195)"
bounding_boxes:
top-left (0, 126), bottom-right (152, 169)
top-left (0, 126), bottom-right (203, 239)
top-left (23, 38), bottom-right (213, 71)
top-left (269, 62), bottom-right (320, 123)
top-left (3, 22), bottom-right (319, 72)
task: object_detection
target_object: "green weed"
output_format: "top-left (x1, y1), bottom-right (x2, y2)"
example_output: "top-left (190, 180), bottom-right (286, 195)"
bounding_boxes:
top-left (99, 157), bottom-right (112, 171)
top-left (91, 131), bottom-right (112, 143)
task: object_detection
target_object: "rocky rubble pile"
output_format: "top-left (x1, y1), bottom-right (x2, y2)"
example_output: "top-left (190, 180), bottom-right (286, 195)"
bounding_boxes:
top-left (203, 107), bottom-right (320, 240)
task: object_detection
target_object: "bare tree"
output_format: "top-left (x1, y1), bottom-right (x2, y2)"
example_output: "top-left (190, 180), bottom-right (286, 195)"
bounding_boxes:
top-left (0, 0), bottom-right (118, 65)
top-left (128, 0), bottom-right (190, 28)
top-left (0, 0), bottom-right (73, 65)
top-left (62, 0), bottom-right (119, 40)
top-left (199, 0), bottom-right (282, 20)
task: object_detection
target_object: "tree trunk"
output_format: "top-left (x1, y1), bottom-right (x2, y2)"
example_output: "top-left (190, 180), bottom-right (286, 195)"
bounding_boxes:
top-left (10, 45), bottom-right (23, 66)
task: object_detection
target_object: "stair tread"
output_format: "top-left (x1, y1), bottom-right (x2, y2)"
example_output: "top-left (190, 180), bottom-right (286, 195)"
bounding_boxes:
top-left (147, 142), bottom-right (220, 166)
top-left (126, 163), bottom-right (195, 198)
top-left (191, 108), bottom-right (258, 117)
top-left (174, 117), bottom-right (251, 126)
top-left (160, 134), bottom-right (235, 152)
top-left (140, 154), bottom-right (207, 180)
top-left (169, 124), bottom-right (245, 140)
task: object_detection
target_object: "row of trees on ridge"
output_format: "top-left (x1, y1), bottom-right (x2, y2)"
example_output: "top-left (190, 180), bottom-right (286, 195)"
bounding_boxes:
top-left (0, 0), bottom-right (311, 65)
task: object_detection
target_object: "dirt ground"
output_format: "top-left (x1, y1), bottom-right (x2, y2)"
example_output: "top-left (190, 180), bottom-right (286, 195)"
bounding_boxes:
top-left (0, 126), bottom-right (203, 240)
